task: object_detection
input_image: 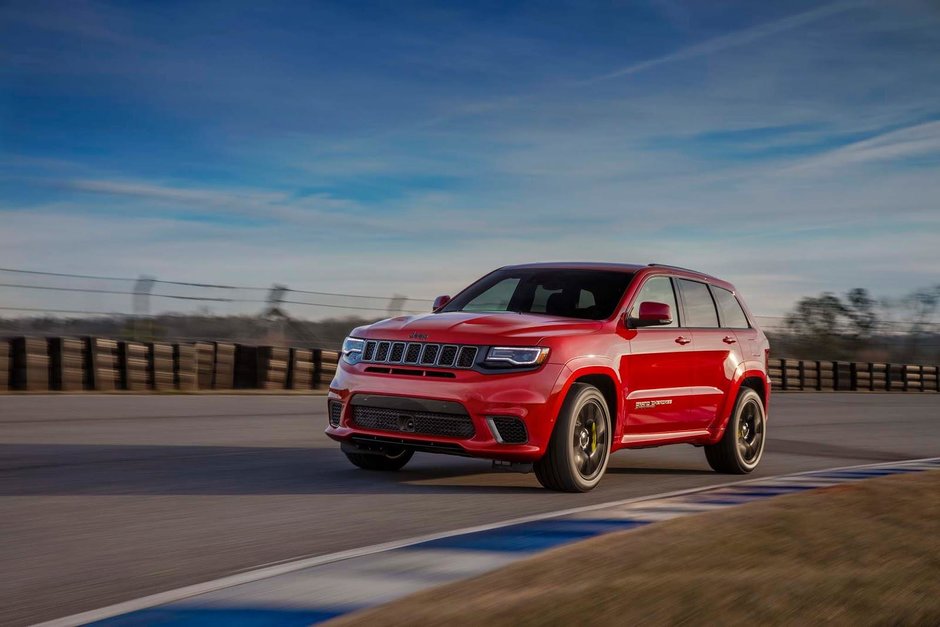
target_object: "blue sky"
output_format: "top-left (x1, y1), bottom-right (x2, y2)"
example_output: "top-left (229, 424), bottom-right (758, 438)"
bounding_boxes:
top-left (1, 0), bottom-right (939, 318)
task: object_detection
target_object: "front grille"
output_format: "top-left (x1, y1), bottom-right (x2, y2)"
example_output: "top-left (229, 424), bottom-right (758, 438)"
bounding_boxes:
top-left (420, 344), bottom-right (439, 365)
top-left (363, 340), bottom-right (478, 369)
top-left (375, 341), bottom-right (391, 361)
top-left (328, 401), bottom-right (343, 427)
top-left (404, 343), bottom-right (421, 363)
top-left (352, 405), bottom-right (475, 439)
top-left (490, 416), bottom-right (528, 443)
top-left (456, 346), bottom-right (477, 368)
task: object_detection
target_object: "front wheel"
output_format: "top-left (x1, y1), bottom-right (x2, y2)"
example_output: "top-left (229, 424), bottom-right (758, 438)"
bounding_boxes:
top-left (535, 383), bottom-right (612, 492)
top-left (344, 447), bottom-right (414, 471)
top-left (704, 388), bottom-right (766, 473)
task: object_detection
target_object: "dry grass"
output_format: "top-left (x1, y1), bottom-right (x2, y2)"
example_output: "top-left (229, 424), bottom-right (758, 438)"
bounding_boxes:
top-left (331, 470), bottom-right (940, 627)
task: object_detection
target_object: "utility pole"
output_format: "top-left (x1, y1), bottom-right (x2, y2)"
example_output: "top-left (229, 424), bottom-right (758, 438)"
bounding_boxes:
top-left (132, 275), bottom-right (155, 341)
top-left (263, 284), bottom-right (289, 345)
top-left (387, 294), bottom-right (407, 316)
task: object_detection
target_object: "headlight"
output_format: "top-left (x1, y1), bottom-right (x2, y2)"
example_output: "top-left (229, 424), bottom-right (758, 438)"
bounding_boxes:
top-left (484, 346), bottom-right (549, 367)
top-left (341, 337), bottom-right (365, 364)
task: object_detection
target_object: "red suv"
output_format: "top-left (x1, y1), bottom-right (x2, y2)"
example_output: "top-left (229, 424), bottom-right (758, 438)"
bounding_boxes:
top-left (326, 263), bottom-right (770, 492)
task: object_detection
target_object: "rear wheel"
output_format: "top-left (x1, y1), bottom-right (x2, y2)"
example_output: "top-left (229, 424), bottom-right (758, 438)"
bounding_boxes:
top-left (704, 388), bottom-right (766, 473)
top-left (344, 447), bottom-right (414, 471)
top-left (535, 383), bottom-right (611, 492)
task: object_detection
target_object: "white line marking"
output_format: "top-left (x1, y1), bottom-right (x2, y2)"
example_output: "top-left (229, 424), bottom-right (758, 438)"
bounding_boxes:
top-left (35, 457), bottom-right (940, 627)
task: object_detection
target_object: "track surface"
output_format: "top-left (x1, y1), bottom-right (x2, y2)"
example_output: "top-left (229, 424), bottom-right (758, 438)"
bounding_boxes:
top-left (1, 394), bottom-right (938, 625)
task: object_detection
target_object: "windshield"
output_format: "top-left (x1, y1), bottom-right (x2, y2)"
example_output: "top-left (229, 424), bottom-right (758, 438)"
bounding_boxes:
top-left (441, 268), bottom-right (635, 320)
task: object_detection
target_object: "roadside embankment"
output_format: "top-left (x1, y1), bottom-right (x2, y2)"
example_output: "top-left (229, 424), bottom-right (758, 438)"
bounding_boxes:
top-left (333, 469), bottom-right (940, 626)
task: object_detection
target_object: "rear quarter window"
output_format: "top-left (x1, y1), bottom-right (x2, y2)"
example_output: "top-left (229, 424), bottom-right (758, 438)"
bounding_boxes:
top-left (712, 286), bottom-right (750, 329)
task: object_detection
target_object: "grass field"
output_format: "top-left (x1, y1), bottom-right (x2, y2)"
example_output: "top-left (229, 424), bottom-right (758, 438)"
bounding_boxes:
top-left (331, 470), bottom-right (940, 626)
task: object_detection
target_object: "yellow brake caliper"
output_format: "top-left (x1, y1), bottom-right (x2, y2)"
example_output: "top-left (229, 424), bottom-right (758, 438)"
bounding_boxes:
top-left (591, 422), bottom-right (597, 453)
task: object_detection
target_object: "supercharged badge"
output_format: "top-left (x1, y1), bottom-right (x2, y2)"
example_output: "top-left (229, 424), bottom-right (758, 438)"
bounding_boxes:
top-left (635, 399), bottom-right (673, 409)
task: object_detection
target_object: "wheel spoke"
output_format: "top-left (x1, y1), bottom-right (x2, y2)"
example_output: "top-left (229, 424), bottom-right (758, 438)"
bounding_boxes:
top-left (580, 450), bottom-right (592, 474)
top-left (587, 448), bottom-right (602, 472)
top-left (573, 448), bottom-right (585, 471)
top-left (569, 398), bottom-right (610, 480)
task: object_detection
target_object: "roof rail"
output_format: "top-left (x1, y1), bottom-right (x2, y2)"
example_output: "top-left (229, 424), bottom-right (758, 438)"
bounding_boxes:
top-left (647, 263), bottom-right (709, 276)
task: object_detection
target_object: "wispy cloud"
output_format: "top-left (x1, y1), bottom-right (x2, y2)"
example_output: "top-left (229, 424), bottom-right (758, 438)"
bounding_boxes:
top-left (785, 120), bottom-right (940, 172)
top-left (67, 179), bottom-right (285, 205)
top-left (582, 1), bottom-right (863, 83)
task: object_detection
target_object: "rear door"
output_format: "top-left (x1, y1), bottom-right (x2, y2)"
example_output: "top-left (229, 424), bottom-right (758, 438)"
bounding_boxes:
top-left (675, 278), bottom-right (741, 429)
top-left (711, 284), bottom-right (760, 410)
top-left (619, 275), bottom-right (696, 436)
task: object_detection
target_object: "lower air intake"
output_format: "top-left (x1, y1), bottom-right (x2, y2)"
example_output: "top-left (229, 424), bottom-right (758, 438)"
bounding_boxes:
top-left (352, 405), bottom-right (475, 439)
top-left (490, 416), bottom-right (528, 443)
top-left (328, 401), bottom-right (343, 427)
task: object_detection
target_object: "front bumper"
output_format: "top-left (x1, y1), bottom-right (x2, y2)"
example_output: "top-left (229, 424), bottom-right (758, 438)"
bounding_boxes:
top-left (325, 361), bottom-right (570, 462)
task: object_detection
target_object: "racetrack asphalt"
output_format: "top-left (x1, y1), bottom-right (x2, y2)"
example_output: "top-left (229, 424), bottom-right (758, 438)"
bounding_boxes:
top-left (1, 393), bottom-right (938, 625)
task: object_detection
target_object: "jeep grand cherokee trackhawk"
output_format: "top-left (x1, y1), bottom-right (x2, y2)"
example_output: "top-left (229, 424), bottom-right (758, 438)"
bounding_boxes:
top-left (326, 263), bottom-right (770, 492)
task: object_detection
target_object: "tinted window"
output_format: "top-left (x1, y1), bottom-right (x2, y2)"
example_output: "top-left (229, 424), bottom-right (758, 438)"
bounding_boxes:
top-left (462, 278), bottom-right (519, 312)
top-left (677, 279), bottom-right (719, 328)
top-left (531, 284), bottom-right (561, 313)
top-left (630, 276), bottom-right (678, 328)
top-left (712, 286), bottom-right (749, 329)
top-left (442, 269), bottom-right (634, 320)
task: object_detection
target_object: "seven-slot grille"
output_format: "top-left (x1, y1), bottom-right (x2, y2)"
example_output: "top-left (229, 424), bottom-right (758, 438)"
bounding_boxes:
top-left (362, 340), bottom-right (478, 369)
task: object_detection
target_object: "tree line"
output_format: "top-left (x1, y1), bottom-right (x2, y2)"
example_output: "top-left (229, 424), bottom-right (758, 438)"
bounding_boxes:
top-left (773, 284), bottom-right (940, 364)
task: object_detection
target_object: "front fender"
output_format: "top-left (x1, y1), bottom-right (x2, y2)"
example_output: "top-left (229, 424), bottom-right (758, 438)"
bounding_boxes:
top-left (550, 358), bottom-right (624, 439)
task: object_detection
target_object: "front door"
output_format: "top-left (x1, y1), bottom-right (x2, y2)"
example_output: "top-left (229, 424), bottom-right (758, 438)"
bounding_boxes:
top-left (619, 275), bottom-right (695, 438)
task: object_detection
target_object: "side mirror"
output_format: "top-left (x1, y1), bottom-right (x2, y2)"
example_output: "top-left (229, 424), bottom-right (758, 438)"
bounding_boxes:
top-left (629, 301), bottom-right (673, 328)
top-left (432, 295), bottom-right (451, 311)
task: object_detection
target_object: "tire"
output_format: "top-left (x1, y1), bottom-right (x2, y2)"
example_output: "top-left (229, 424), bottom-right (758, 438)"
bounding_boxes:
top-left (344, 447), bottom-right (414, 471)
top-left (535, 383), bottom-right (612, 492)
top-left (705, 388), bottom-right (766, 474)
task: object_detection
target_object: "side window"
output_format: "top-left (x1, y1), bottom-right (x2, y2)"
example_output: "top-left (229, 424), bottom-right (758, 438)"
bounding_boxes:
top-left (712, 286), bottom-right (749, 329)
top-left (463, 278), bottom-right (520, 312)
top-left (630, 276), bottom-right (678, 328)
top-left (677, 279), bottom-right (719, 328)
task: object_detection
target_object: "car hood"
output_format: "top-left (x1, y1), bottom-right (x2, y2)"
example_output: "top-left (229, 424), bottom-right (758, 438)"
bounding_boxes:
top-left (356, 311), bottom-right (603, 344)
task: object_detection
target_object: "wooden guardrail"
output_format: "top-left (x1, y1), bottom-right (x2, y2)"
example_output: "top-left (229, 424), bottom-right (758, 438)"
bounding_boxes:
top-left (767, 358), bottom-right (939, 392)
top-left (0, 336), bottom-right (338, 392)
top-left (1, 337), bottom-right (937, 393)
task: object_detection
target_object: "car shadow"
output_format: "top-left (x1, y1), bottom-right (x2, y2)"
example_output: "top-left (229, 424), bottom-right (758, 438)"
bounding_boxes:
top-left (0, 442), bottom-right (555, 496)
top-left (0, 442), bottom-right (720, 496)
top-left (604, 466), bottom-right (714, 476)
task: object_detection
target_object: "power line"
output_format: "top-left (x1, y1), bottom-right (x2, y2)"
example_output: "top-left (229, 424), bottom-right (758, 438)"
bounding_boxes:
top-left (0, 282), bottom-right (234, 302)
top-left (0, 306), bottom-right (120, 316)
top-left (0, 267), bottom-right (434, 302)
top-left (0, 267), bottom-right (136, 283)
top-left (0, 282), bottom-right (425, 313)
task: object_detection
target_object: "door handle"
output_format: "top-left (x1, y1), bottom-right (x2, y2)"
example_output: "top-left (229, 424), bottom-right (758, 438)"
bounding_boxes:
top-left (675, 336), bottom-right (692, 345)
top-left (722, 336), bottom-right (737, 344)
